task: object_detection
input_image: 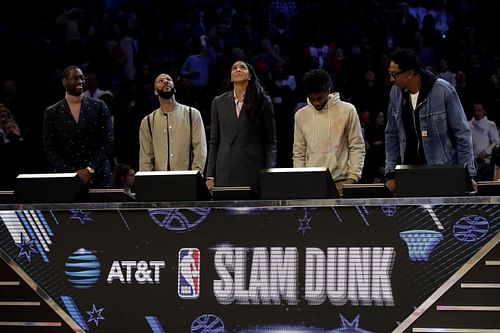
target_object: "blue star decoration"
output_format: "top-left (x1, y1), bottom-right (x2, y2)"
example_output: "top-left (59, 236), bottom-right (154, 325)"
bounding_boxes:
top-left (297, 209), bottom-right (312, 235)
top-left (86, 304), bottom-right (105, 326)
top-left (332, 314), bottom-right (373, 333)
top-left (69, 210), bottom-right (94, 224)
top-left (16, 233), bottom-right (39, 262)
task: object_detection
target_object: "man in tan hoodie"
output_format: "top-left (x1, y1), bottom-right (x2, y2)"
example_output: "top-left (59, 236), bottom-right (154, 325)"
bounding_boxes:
top-left (293, 69), bottom-right (365, 195)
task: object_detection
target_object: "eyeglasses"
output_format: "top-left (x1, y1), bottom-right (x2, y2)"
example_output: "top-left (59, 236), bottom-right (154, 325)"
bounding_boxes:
top-left (389, 70), bottom-right (405, 79)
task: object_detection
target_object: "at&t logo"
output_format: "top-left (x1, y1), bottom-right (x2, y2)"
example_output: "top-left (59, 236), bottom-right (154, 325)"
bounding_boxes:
top-left (107, 260), bottom-right (165, 284)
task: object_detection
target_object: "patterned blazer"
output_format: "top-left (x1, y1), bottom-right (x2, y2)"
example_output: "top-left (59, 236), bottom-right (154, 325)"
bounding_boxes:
top-left (43, 96), bottom-right (113, 188)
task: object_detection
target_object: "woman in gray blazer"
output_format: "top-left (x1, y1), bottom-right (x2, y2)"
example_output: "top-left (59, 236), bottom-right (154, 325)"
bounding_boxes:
top-left (206, 61), bottom-right (277, 190)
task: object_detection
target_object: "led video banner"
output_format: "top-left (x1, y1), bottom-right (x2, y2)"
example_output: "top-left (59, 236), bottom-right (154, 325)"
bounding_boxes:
top-left (0, 203), bottom-right (499, 332)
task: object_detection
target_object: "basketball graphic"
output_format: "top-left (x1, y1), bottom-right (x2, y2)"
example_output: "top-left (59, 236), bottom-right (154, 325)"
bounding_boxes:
top-left (381, 205), bottom-right (397, 217)
top-left (191, 314), bottom-right (224, 333)
top-left (149, 208), bottom-right (211, 232)
top-left (453, 215), bottom-right (489, 242)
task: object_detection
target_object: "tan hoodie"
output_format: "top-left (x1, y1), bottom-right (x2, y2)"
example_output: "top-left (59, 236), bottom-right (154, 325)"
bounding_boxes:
top-left (293, 93), bottom-right (365, 182)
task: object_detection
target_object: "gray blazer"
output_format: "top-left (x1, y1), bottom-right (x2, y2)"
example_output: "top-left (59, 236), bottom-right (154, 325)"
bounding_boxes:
top-left (207, 91), bottom-right (277, 188)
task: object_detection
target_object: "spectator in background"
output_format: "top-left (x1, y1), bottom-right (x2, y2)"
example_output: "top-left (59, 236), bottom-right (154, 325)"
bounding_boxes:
top-left (484, 73), bottom-right (500, 127)
top-left (268, 0), bottom-right (297, 34)
top-left (112, 80), bottom-right (149, 171)
top-left (139, 73), bottom-right (207, 173)
top-left (438, 59), bottom-right (456, 86)
top-left (43, 65), bottom-right (113, 188)
top-left (1, 80), bottom-right (27, 130)
top-left (392, 2), bottom-right (420, 48)
top-left (455, 70), bottom-right (474, 118)
top-left (147, 30), bottom-right (177, 76)
top-left (175, 10), bottom-right (207, 62)
top-left (293, 69), bottom-right (365, 195)
top-left (421, 14), bottom-right (443, 54)
top-left (270, 61), bottom-right (296, 167)
top-left (1, 118), bottom-right (22, 142)
top-left (362, 111), bottom-right (387, 183)
top-left (1, 78), bottom-right (46, 169)
top-left (0, 118), bottom-right (33, 190)
top-left (111, 163), bottom-right (135, 193)
top-left (428, 0), bottom-right (452, 39)
top-left (55, 7), bottom-right (85, 64)
top-left (351, 69), bottom-right (387, 116)
top-left (272, 61), bottom-right (296, 94)
top-left (206, 61), bottom-right (277, 190)
top-left (492, 144), bottom-right (500, 181)
top-left (0, 104), bottom-right (14, 144)
top-left (384, 48), bottom-right (476, 194)
top-left (1, 0), bottom-right (499, 185)
top-left (469, 102), bottom-right (500, 180)
top-left (409, 0), bottom-right (427, 29)
top-left (304, 26), bottom-right (329, 70)
top-left (358, 110), bottom-right (370, 139)
top-left (178, 35), bottom-right (216, 117)
top-left (83, 72), bottom-right (105, 99)
top-left (214, 0), bottom-right (238, 21)
top-left (414, 31), bottom-right (437, 70)
top-left (99, 90), bottom-right (115, 114)
top-left (119, 14), bottom-right (140, 81)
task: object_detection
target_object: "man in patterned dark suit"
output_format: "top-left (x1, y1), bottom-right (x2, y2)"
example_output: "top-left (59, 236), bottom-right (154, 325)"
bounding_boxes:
top-left (43, 66), bottom-right (113, 188)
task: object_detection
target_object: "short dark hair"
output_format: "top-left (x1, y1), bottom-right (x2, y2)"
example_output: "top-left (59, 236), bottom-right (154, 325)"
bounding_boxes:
top-left (63, 65), bottom-right (81, 79)
top-left (111, 163), bottom-right (133, 189)
top-left (390, 48), bottom-right (423, 74)
top-left (302, 69), bottom-right (332, 95)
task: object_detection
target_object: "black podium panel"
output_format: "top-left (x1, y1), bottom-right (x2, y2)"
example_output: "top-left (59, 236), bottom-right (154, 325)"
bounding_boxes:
top-left (0, 190), bottom-right (14, 204)
top-left (260, 167), bottom-right (339, 199)
top-left (135, 170), bottom-right (211, 202)
top-left (15, 173), bottom-right (86, 203)
top-left (88, 189), bottom-right (136, 202)
top-left (343, 183), bottom-right (391, 198)
top-left (395, 164), bottom-right (472, 197)
top-left (477, 181), bottom-right (500, 196)
top-left (211, 186), bottom-right (257, 200)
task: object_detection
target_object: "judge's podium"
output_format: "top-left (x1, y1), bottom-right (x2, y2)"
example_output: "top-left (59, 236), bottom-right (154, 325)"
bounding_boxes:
top-left (1, 195), bottom-right (499, 332)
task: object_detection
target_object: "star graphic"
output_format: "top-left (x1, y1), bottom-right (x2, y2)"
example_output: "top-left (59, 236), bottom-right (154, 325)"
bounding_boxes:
top-left (69, 210), bottom-right (93, 224)
top-left (86, 304), bottom-right (105, 326)
top-left (297, 209), bottom-right (312, 235)
top-left (332, 313), bottom-right (374, 333)
top-left (15, 233), bottom-right (39, 262)
top-left (340, 314), bottom-right (361, 328)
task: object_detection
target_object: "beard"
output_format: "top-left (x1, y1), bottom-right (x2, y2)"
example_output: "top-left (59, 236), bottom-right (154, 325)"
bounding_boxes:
top-left (313, 102), bottom-right (328, 111)
top-left (157, 87), bottom-right (176, 99)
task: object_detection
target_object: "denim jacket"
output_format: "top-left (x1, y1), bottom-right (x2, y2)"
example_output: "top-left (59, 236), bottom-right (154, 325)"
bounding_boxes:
top-left (385, 77), bottom-right (477, 177)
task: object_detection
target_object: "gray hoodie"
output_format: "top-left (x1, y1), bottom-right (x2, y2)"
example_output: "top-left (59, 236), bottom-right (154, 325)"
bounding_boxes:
top-left (293, 93), bottom-right (365, 182)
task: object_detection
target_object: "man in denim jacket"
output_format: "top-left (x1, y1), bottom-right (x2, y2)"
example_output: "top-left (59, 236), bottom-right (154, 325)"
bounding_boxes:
top-left (384, 48), bottom-right (476, 193)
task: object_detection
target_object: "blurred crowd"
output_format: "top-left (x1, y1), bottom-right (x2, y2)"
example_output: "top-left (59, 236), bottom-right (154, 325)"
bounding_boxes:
top-left (1, 0), bottom-right (500, 189)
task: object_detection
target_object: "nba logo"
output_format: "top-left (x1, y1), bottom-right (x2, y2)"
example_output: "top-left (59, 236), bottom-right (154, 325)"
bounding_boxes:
top-left (178, 248), bottom-right (200, 299)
